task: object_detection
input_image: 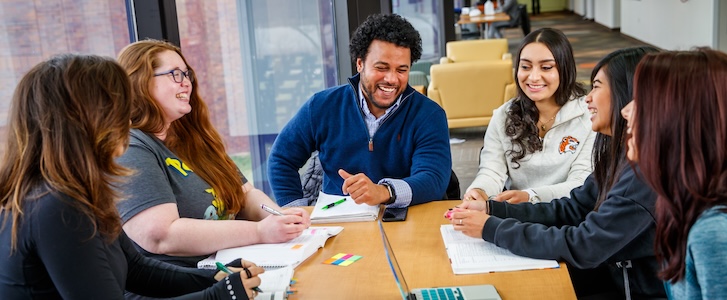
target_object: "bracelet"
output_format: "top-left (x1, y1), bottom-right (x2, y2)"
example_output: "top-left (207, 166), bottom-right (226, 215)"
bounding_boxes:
top-left (485, 200), bottom-right (491, 215)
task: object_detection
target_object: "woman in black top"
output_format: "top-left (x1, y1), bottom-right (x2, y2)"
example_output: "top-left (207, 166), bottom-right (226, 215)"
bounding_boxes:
top-left (0, 54), bottom-right (260, 299)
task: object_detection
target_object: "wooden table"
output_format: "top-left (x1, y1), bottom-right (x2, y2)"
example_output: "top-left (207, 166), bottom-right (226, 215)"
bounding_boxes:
top-left (457, 13), bottom-right (511, 39)
top-left (289, 200), bottom-right (576, 299)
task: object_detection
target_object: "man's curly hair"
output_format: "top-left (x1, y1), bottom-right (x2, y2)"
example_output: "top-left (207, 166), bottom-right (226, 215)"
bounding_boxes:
top-left (349, 13), bottom-right (422, 64)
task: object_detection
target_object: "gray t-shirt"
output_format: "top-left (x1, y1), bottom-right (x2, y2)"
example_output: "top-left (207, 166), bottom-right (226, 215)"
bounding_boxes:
top-left (116, 129), bottom-right (247, 267)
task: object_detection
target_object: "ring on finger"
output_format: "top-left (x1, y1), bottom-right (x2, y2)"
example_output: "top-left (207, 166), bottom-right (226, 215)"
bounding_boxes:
top-left (459, 219), bottom-right (463, 225)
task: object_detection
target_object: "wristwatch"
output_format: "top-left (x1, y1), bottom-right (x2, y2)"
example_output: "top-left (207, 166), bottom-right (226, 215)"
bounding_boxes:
top-left (525, 189), bottom-right (541, 204)
top-left (381, 182), bottom-right (397, 205)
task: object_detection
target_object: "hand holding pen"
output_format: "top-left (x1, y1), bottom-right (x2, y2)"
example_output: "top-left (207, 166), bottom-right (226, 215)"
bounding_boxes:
top-left (256, 204), bottom-right (309, 243)
top-left (261, 204), bottom-right (311, 227)
top-left (215, 261), bottom-right (264, 299)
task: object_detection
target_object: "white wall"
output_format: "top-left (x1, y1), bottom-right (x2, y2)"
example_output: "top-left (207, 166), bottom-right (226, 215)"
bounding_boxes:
top-left (621, 0), bottom-right (715, 50)
top-left (594, 0), bottom-right (620, 29)
top-left (573, 0), bottom-right (585, 15)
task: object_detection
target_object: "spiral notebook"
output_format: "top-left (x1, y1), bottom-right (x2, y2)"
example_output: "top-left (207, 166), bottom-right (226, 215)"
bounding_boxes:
top-left (197, 226), bottom-right (343, 269)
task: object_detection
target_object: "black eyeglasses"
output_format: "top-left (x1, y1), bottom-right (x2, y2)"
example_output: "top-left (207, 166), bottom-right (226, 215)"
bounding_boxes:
top-left (154, 68), bottom-right (194, 83)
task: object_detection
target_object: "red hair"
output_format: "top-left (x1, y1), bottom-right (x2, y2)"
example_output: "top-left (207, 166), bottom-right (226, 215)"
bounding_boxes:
top-left (633, 48), bottom-right (727, 282)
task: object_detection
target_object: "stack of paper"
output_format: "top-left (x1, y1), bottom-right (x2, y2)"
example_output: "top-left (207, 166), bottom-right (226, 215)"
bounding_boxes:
top-left (440, 225), bottom-right (559, 274)
top-left (198, 226), bottom-right (343, 270)
top-left (310, 192), bottom-right (379, 223)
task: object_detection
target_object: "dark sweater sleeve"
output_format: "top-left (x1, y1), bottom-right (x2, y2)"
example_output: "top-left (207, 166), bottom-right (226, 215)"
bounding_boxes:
top-left (482, 168), bottom-right (656, 269)
top-left (404, 97), bottom-right (452, 205)
top-left (268, 99), bottom-right (317, 206)
top-left (122, 232), bottom-right (247, 299)
top-left (31, 195), bottom-right (129, 299)
top-left (488, 173), bottom-right (598, 226)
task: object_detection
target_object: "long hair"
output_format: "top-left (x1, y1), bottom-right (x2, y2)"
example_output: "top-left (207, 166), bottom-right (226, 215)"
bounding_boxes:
top-left (633, 48), bottom-right (727, 282)
top-left (116, 39), bottom-right (245, 216)
top-left (505, 28), bottom-right (587, 167)
top-left (590, 46), bottom-right (659, 210)
top-left (0, 54), bottom-right (132, 250)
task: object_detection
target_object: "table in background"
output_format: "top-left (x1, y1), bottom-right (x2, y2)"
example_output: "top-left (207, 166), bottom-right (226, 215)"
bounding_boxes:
top-left (457, 13), bottom-right (511, 39)
top-left (290, 200), bottom-right (576, 299)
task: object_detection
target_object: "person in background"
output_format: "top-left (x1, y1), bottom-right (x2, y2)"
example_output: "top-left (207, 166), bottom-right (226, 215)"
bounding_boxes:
top-left (267, 13), bottom-right (451, 208)
top-left (487, 0), bottom-right (520, 39)
top-left (0, 54), bottom-right (261, 299)
top-left (450, 46), bottom-right (666, 299)
top-left (623, 47), bottom-right (727, 299)
top-left (464, 28), bottom-right (594, 204)
top-left (115, 39), bottom-right (310, 269)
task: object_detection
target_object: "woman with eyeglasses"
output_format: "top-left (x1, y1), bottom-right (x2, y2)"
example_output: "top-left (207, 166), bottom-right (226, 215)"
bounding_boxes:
top-left (114, 39), bottom-right (311, 271)
top-left (0, 53), bottom-right (259, 299)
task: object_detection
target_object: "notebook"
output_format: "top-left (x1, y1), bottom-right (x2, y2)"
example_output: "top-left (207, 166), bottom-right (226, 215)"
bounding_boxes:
top-left (256, 266), bottom-right (294, 300)
top-left (197, 226), bottom-right (343, 269)
top-left (378, 221), bottom-right (502, 300)
top-left (309, 192), bottom-right (379, 223)
top-left (440, 225), bottom-right (559, 274)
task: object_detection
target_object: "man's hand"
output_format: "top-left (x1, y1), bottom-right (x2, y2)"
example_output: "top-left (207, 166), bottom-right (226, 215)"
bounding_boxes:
top-left (338, 169), bottom-right (389, 205)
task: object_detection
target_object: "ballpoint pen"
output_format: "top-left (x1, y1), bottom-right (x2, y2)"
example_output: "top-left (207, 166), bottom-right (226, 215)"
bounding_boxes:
top-left (321, 198), bottom-right (347, 210)
top-left (261, 204), bottom-right (284, 216)
top-left (215, 262), bottom-right (264, 293)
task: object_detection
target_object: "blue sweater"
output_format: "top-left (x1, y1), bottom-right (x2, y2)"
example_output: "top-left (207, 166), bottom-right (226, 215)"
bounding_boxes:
top-left (268, 74), bottom-right (452, 206)
top-left (666, 205), bottom-right (727, 299)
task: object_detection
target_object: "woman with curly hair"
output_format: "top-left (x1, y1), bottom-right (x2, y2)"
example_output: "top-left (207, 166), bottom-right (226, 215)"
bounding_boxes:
top-left (451, 46), bottom-right (666, 299)
top-left (464, 28), bottom-right (595, 204)
top-left (115, 39), bottom-right (310, 269)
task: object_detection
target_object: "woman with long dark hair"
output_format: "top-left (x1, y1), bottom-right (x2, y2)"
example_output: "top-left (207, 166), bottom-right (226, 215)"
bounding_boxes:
top-left (451, 46), bottom-right (666, 299)
top-left (623, 48), bottom-right (727, 299)
top-left (464, 28), bottom-right (594, 204)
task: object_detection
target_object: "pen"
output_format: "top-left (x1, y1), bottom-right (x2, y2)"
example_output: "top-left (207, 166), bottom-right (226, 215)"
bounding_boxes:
top-left (215, 261), bottom-right (264, 293)
top-left (261, 204), bottom-right (284, 216)
top-left (321, 198), bottom-right (347, 210)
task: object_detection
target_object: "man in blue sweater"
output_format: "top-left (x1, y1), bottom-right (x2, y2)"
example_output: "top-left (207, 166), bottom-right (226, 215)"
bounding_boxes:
top-left (268, 13), bottom-right (451, 208)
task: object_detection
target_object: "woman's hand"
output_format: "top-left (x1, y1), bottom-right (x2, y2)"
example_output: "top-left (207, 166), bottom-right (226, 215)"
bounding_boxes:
top-left (450, 208), bottom-right (490, 238)
top-left (494, 190), bottom-right (529, 204)
top-left (460, 199), bottom-right (488, 211)
top-left (463, 188), bottom-right (488, 201)
top-left (256, 213), bottom-right (306, 244)
top-left (214, 260), bottom-right (264, 299)
top-left (282, 207), bottom-right (311, 228)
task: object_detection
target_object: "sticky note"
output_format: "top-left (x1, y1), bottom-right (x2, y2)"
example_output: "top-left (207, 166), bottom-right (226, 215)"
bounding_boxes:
top-left (323, 253), bottom-right (362, 266)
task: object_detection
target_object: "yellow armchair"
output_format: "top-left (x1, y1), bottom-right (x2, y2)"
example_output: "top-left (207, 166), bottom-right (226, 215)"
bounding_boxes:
top-left (427, 38), bottom-right (516, 128)
top-left (439, 39), bottom-right (511, 64)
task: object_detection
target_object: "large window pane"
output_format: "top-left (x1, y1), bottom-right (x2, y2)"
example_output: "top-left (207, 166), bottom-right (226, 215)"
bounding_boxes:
top-left (0, 0), bottom-right (129, 147)
top-left (175, 0), bottom-right (336, 193)
top-left (393, 0), bottom-right (443, 61)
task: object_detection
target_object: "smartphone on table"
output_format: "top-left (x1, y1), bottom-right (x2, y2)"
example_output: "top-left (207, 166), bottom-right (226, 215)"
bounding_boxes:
top-left (382, 207), bottom-right (408, 222)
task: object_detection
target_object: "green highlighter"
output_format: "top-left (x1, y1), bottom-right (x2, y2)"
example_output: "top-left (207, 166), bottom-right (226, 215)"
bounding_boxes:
top-left (321, 198), bottom-right (347, 210)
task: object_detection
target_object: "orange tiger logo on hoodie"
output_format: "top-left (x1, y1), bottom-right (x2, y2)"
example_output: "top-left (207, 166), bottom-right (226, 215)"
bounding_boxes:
top-left (559, 136), bottom-right (580, 154)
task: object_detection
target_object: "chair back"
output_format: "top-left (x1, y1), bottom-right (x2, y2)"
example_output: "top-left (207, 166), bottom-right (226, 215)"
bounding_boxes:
top-left (444, 39), bottom-right (509, 63)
